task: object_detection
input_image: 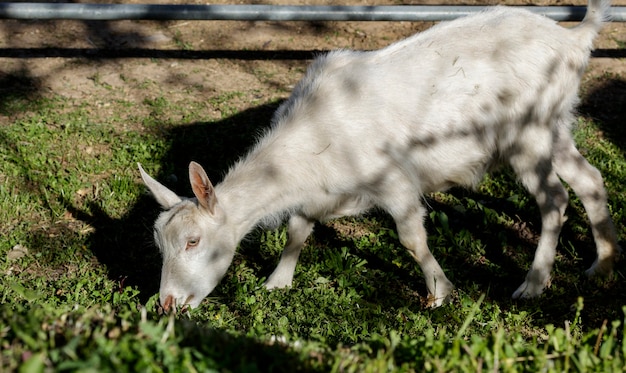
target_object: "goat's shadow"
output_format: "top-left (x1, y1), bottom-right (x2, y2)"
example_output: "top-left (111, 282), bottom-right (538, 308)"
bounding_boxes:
top-left (579, 74), bottom-right (626, 152)
top-left (71, 102), bottom-right (280, 301)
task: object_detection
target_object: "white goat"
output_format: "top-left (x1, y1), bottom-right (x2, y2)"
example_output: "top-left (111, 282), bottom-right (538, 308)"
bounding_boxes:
top-left (139, 0), bottom-right (620, 312)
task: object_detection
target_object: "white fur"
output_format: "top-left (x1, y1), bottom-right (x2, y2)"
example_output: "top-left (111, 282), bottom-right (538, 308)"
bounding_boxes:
top-left (140, 0), bottom-right (620, 311)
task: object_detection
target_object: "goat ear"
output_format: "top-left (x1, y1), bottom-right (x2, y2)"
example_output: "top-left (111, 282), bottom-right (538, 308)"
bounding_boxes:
top-left (189, 161), bottom-right (218, 214)
top-left (138, 163), bottom-right (182, 209)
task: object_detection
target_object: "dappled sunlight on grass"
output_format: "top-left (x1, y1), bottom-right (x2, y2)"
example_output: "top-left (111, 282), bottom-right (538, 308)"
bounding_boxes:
top-left (1, 24), bottom-right (625, 372)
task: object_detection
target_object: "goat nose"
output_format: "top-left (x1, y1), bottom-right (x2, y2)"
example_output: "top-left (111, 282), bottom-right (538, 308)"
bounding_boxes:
top-left (162, 295), bottom-right (174, 313)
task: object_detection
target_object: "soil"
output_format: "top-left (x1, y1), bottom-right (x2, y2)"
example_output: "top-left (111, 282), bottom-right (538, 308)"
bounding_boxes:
top-left (1, 0), bottom-right (625, 122)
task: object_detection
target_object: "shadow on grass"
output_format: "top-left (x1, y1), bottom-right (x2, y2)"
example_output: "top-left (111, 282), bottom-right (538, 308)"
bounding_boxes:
top-left (0, 68), bottom-right (44, 116)
top-left (175, 319), bottom-right (325, 372)
top-left (423, 187), bottom-right (626, 326)
top-left (69, 102), bottom-right (281, 301)
top-left (580, 75), bottom-right (626, 152)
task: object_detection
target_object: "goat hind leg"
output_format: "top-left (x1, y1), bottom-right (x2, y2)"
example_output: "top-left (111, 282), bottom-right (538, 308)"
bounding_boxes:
top-left (265, 214), bottom-right (315, 289)
top-left (553, 127), bottom-right (621, 277)
top-left (391, 203), bottom-right (454, 307)
top-left (514, 170), bottom-right (569, 298)
top-left (510, 131), bottom-right (568, 299)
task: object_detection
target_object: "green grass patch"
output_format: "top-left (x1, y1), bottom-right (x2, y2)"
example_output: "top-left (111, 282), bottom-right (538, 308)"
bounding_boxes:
top-left (1, 75), bottom-right (625, 371)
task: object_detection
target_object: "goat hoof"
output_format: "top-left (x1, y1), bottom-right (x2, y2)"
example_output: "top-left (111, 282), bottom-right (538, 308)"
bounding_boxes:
top-left (264, 278), bottom-right (292, 290)
top-left (428, 294), bottom-right (453, 308)
top-left (512, 279), bottom-right (547, 300)
top-left (585, 255), bottom-right (619, 278)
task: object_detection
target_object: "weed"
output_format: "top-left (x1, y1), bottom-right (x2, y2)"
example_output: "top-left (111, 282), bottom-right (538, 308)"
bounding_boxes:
top-left (1, 67), bottom-right (625, 372)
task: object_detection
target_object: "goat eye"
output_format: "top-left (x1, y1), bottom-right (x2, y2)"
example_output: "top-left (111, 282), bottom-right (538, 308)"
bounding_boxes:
top-left (186, 238), bottom-right (200, 249)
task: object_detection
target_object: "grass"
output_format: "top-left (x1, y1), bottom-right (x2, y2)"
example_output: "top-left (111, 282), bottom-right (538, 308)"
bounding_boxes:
top-left (1, 68), bottom-right (625, 372)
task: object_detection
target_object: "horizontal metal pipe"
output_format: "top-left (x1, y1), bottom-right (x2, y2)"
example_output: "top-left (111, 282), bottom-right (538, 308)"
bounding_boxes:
top-left (1, 3), bottom-right (625, 22)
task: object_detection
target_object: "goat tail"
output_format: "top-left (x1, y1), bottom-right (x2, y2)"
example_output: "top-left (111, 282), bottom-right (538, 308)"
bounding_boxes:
top-left (571, 0), bottom-right (611, 49)
top-left (580, 0), bottom-right (611, 33)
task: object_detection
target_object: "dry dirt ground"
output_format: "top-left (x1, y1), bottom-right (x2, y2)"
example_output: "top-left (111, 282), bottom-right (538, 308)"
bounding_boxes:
top-left (1, 0), bottom-right (625, 124)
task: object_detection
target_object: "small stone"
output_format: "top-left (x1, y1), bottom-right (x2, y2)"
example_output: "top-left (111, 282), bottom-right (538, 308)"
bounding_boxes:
top-left (7, 244), bottom-right (28, 261)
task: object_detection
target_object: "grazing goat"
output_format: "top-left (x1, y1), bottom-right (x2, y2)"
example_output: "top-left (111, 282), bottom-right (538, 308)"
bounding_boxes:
top-left (140, 0), bottom-right (620, 312)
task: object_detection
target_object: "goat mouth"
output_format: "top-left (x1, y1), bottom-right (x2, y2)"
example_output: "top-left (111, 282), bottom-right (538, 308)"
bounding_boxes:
top-left (180, 294), bottom-right (195, 312)
top-left (159, 294), bottom-right (175, 314)
top-left (159, 294), bottom-right (195, 314)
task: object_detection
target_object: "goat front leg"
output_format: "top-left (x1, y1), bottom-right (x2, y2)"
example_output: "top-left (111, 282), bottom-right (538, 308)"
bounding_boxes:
top-left (265, 214), bottom-right (315, 289)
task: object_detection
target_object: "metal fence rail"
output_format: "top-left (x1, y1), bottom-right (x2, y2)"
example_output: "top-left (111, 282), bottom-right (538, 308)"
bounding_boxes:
top-left (1, 3), bottom-right (625, 22)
